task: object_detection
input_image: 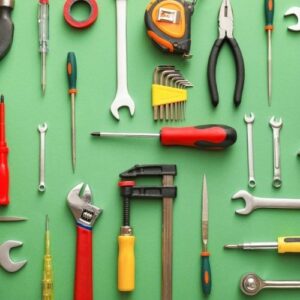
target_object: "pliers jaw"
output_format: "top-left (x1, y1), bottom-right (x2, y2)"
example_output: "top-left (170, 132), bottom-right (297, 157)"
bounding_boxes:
top-left (218, 0), bottom-right (233, 39)
top-left (67, 183), bottom-right (102, 228)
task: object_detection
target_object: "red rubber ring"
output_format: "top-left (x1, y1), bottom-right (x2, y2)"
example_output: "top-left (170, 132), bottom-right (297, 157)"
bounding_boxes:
top-left (64, 0), bottom-right (98, 29)
top-left (118, 181), bottom-right (135, 187)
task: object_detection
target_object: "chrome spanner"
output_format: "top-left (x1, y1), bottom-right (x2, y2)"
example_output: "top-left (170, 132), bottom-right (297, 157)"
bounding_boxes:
top-left (240, 273), bottom-right (300, 296)
top-left (232, 190), bottom-right (300, 215)
top-left (285, 7), bottom-right (300, 31)
top-left (269, 116), bottom-right (283, 188)
top-left (244, 113), bottom-right (255, 188)
top-left (38, 123), bottom-right (48, 192)
top-left (110, 0), bottom-right (135, 120)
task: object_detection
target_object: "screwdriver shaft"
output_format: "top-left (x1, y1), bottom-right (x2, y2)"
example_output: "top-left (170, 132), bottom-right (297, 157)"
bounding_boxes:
top-left (41, 52), bottom-right (46, 95)
top-left (71, 93), bottom-right (76, 172)
top-left (225, 242), bottom-right (278, 250)
top-left (92, 132), bottom-right (159, 138)
top-left (267, 30), bottom-right (272, 105)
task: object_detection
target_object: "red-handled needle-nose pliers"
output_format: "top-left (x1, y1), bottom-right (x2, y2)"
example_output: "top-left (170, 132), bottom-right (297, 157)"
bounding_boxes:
top-left (207, 0), bottom-right (245, 107)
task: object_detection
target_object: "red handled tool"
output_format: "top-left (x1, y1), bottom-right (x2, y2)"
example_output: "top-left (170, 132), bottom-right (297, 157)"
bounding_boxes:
top-left (64, 0), bottom-right (99, 29)
top-left (67, 183), bottom-right (103, 300)
top-left (0, 95), bottom-right (9, 206)
top-left (91, 125), bottom-right (237, 150)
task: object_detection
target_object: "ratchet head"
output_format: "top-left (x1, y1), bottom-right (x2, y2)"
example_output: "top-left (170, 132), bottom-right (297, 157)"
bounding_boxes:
top-left (244, 112), bottom-right (255, 124)
top-left (38, 122), bottom-right (48, 133)
top-left (232, 190), bottom-right (255, 215)
top-left (110, 92), bottom-right (135, 120)
top-left (219, 0), bottom-right (233, 39)
top-left (0, 240), bottom-right (27, 273)
top-left (285, 7), bottom-right (300, 31)
top-left (240, 273), bottom-right (264, 296)
top-left (269, 116), bottom-right (283, 128)
top-left (67, 183), bottom-right (102, 228)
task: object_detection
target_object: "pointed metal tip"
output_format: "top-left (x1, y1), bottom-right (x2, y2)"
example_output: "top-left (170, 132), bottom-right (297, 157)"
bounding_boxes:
top-left (91, 132), bottom-right (100, 137)
top-left (0, 95), bottom-right (4, 103)
top-left (224, 244), bottom-right (239, 249)
top-left (42, 84), bottom-right (46, 95)
top-left (46, 215), bottom-right (49, 230)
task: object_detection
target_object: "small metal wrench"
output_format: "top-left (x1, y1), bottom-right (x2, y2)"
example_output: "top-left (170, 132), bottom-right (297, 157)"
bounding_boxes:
top-left (110, 0), bottom-right (135, 120)
top-left (240, 273), bottom-right (300, 296)
top-left (0, 240), bottom-right (27, 272)
top-left (244, 113), bottom-right (255, 188)
top-left (269, 116), bottom-right (283, 188)
top-left (38, 123), bottom-right (48, 192)
top-left (285, 7), bottom-right (300, 31)
top-left (232, 190), bottom-right (300, 215)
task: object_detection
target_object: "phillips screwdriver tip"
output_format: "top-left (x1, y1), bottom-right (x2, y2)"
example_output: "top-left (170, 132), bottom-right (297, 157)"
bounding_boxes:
top-left (0, 95), bottom-right (4, 103)
top-left (224, 244), bottom-right (239, 249)
top-left (91, 132), bottom-right (101, 137)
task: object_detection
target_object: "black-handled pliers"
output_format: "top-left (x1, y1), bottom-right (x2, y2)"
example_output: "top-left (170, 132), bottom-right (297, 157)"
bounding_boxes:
top-left (207, 0), bottom-right (245, 107)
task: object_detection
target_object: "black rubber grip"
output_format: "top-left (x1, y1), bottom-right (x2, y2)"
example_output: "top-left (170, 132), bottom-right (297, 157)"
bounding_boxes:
top-left (207, 38), bottom-right (245, 107)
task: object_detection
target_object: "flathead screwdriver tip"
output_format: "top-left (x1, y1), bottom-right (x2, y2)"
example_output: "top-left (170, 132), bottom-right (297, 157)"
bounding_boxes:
top-left (224, 244), bottom-right (239, 249)
top-left (46, 214), bottom-right (49, 230)
top-left (91, 132), bottom-right (101, 137)
top-left (0, 95), bottom-right (4, 103)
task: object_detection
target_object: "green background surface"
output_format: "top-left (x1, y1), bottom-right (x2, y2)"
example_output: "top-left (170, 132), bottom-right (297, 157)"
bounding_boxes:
top-left (2, 0), bottom-right (300, 299)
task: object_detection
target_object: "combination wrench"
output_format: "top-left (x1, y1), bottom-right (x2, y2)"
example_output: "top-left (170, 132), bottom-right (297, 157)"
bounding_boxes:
top-left (110, 0), bottom-right (135, 120)
top-left (269, 116), bottom-right (283, 188)
top-left (244, 113), bottom-right (255, 188)
top-left (232, 190), bottom-right (300, 215)
top-left (240, 273), bottom-right (300, 296)
top-left (38, 123), bottom-right (47, 192)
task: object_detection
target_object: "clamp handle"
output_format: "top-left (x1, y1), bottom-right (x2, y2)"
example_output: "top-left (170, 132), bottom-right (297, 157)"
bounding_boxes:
top-left (64, 0), bottom-right (98, 29)
top-left (75, 225), bottom-right (93, 300)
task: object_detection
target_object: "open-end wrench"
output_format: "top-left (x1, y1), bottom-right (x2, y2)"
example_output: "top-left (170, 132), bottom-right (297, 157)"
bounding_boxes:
top-left (0, 240), bottom-right (27, 272)
top-left (285, 7), bottom-right (300, 31)
top-left (244, 113), bottom-right (255, 188)
top-left (110, 0), bottom-right (135, 120)
top-left (38, 123), bottom-right (48, 192)
top-left (67, 183), bottom-right (103, 300)
top-left (269, 116), bottom-right (283, 188)
top-left (240, 273), bottom-right (300, 296)
top-left (232, 190), bottom-right (300, 215)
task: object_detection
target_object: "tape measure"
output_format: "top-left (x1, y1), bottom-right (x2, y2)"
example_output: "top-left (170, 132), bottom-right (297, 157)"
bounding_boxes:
top-left (145, 0), bottom-right (196, 58)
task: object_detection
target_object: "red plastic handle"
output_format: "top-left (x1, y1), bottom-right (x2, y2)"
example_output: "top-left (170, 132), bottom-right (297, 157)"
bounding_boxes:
top-left (160, 125), bottom-right (237, 150)
top-left (64, 0), bottom-right (98, 29)
top-left (0, 101), bottom-right (9, 206)
top-left (74, 225), bottom-right (93, 300)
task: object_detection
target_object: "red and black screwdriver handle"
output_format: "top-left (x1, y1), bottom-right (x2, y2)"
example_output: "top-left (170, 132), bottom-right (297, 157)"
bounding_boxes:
top-left (159, 125), bottom-right (237, 150)
top-left (74, 223), bottom-right (93, 300)
top-left (64, 0), bottom-right (98, 29)
top-left (207, 37), bottom-right (245, 107)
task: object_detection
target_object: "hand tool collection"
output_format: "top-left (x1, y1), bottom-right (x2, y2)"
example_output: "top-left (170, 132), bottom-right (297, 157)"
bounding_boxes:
top-left (3, 0), bottom-right (300, 298)
top-left (117, 165), bottom-right (177, 300)
top-left (152, 65), bottom-right (193, 121)
top-left (145, 0), bottom-right (196, 57)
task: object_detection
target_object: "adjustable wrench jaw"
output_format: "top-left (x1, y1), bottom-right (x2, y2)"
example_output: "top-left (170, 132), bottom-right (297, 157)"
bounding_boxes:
top-left (67, 183), bottom-right (102, 228)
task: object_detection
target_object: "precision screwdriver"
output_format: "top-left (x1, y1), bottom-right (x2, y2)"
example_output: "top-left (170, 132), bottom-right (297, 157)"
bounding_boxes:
top-left (67, 52), bottom-right (77, 172)
top-left (42, 215), bottom-right (54, 300)
top-left (201, 175), bottom-right (211, 295)
top-left (225, 236), bottom-right (300, 254)
top-left (91, 125), bottom-right (237, 151)
top-left (265, 0), bottom-right (274, 105)
top-left (0, 95), bottom-right (9, 206)
top-left (38, 0), bottom-right (49, 94)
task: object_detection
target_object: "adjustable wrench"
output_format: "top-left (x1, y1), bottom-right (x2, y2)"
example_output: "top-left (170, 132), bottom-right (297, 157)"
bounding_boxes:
top-left (38, 123), bottom-right (47, 192)
top-left (232, 190), bottom-right (300, 215)
top-left (110, 0), bottom-right (135, 120)
top-left (67, 183), bottom-right (102, 300)
top-left (244, 113), bottom-right (255, 188)
top-left (269, 116), bottom-right (282, 188)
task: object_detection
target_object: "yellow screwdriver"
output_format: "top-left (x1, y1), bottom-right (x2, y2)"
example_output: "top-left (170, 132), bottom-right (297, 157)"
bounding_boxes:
top-left (225, 236), bottom-right (300, 254)
top-left (42, 215), bottom-right (54, 300)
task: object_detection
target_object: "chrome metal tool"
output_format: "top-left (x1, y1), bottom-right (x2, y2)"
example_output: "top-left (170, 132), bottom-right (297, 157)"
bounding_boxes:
top-left (285, 7), bottom-right (300, 31)
top-left (38, 123), bottom-right (48, 192)
top-left (244, 113), bottom-right (255, 188)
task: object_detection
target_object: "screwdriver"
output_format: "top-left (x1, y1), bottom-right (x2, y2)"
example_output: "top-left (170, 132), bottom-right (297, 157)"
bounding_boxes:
top-left (225, 236), bottom-right (300, 254)
top-left (0, 95), bottom-right (9, 206)
top-left (91, 125), bottom-right (237, 150)
top-left (201, 175), bottom-right (211, 295)
top-left (38, 0), bottom-right (49, 94)
top-left (42, 215), bottom-right (54, 300)
top-left (265, 0), bottom-right (274, 105)
top-left (67, 52), bottom-right (77, 172)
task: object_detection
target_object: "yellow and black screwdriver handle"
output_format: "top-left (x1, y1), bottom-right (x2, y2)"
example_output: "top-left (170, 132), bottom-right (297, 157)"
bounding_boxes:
top-left (278, 237), bottom-right (300, 253)
top-left (145, 0), bottom-right (196, 57)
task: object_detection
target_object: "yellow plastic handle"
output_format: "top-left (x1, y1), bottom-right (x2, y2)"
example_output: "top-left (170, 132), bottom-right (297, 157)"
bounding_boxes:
top-left (278, 237), bottom-right (300, 253)
top-left (118, 235), bottom-right (135, 292)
